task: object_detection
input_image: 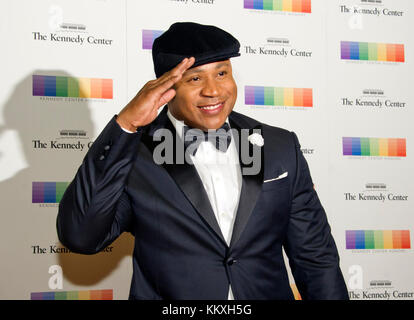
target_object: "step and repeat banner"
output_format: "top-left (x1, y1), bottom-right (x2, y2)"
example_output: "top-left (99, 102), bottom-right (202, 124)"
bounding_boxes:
top-left (0, 0), bottom-right (412, 300)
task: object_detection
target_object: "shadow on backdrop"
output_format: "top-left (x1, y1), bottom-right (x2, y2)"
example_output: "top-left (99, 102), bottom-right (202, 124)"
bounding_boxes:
top-left (0, 71), bottom-right (133, 291)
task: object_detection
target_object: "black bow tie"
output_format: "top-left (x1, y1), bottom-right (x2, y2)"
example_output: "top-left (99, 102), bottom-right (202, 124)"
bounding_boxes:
top-left (183, 122), bottom-right (232, 156)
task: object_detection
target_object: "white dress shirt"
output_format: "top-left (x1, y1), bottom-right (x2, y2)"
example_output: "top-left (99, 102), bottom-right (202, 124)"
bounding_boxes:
top-left (120, 110), bottom-right (242, 299)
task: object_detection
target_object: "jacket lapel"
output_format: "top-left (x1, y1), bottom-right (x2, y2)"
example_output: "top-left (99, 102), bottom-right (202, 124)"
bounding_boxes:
top-left (141, 107), bottom-right (227, 245)
top-left (228, 112), bottom-right (264, 248)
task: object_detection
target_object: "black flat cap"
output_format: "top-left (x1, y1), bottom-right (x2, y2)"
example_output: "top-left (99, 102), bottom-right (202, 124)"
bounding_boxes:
top-left (152, 22), bottom-right (240, 78)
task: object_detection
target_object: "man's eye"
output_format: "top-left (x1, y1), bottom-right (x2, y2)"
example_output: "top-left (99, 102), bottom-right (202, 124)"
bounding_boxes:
top-left (218, 71), bottom-right (227, 77)
top-left (191, 76), bottom-right (200, 81)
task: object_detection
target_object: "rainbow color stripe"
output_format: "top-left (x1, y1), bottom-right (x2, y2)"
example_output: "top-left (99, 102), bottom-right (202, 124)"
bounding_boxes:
top-left (244, 0), bottom-right (311, 13)
top-left (142, 29), bottom-right (164, 50)
top-left (33, 75), bottom-right (113, 99)
top-left (32, 182), bottom-right (69, 203)
top-left (342, 137), bottom-right (406, 157)
top-left (341, 41), bottom-right (405, 62)
top-left (245, 86), bottom-right (313, 107)
top-left (346, 230), bottom-right (411, 249)
top-left (31, 289), bottom-right (113, 300)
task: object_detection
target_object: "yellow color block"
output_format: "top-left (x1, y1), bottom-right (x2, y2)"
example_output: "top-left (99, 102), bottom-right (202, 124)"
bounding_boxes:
top-left (284, 88), bottom-right (294, 106)
top-left (78, 290), bottom-right (90, 300)
top-left (383, 230), bottom-right (393, 249)
top-left (79, 78), bottom-right (91, 98)
top-left (377, 43), bottom-right (387, 61)
top-left (283, 0), bottom-right (292, 12)
top-left (378, 138), bottom-right (388, 156)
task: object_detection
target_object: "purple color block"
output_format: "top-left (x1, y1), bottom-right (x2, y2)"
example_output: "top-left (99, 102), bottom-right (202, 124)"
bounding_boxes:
top-left (245, 86), bottom-right (255, 104)
top-left (244, 0), bottom-right (254, 9)
top-left (342, 137), bottom-right (353, 155)
top-left (32, 182), bottom-right (44, 203)
top-left (32, 75), bottom-right (45, 96)
top-left (142, 30), bottom-right (154, 49)
top-left (341, 41), bottom-right (351, 60)
top-left (346, 230), bottom-right (356, 249)
top-left (31, 292), bottom-right (43, 300)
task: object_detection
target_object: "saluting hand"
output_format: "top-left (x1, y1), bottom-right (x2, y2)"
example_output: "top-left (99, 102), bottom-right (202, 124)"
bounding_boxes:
top-left (116, 57), bottom-right (195, 131)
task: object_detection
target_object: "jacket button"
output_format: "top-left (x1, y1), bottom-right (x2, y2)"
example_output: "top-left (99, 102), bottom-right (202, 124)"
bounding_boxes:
top-left (226, 257), bottom-right (237, 266)
top-left (99, 155), bottom-right (105, 161)
top-left (104, 145), bottom-right (110, 151)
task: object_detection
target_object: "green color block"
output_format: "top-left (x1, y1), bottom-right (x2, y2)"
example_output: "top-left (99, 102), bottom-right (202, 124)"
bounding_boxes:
top-left (55, 77), bottom-right (68, 97)
top-left (263, 0), bottom-right (273, 10)
top-left (359, 42), bottom-right (369, 60)
top-left (264, 87), bottom-right (274, 105)
top-left (360, 137), bottom-right (370, 156)
top-left (369, 138), bottom-right (379, 156)
top-left (374, 230), bottom-right (384, 249)
top-left (68, 77), bottom-right (79, 97)
top-left (273, 0), bottom-right (283, 11)
top-left (56, 182), bottom-right (68, 203)
top-left (54, 291), bottom-right (67, 300)
top-left (66, 291), bottom-right (78, 300)
top-left (368, 42), bottom-right (377, 61)
top-left (274, 87), bottom-right (284, 106)
top-left (365, 230), bottom-right (375, 249)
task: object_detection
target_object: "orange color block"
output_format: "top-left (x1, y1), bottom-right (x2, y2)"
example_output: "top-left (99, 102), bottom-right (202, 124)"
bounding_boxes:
top-left (293, 88), bottom-right (303, 106)
top-left (292, 0), bottom-right (302, 12)
top-left (90, 290), bottom-right (101, 300)
top-left (102, 79), bottom-right (113, 99)
top-left (90, 78), bottom-right (102, 99)
top-left (392, 230), bottom-right (402, 249)
top-left (386, 44), bottom-right (396, 62)
top-left (388, 138), bottom-right (397, 156)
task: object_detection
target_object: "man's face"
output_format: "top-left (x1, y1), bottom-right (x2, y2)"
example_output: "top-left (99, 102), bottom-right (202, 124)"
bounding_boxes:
top-left (168, 59), bottom-right (237, 131)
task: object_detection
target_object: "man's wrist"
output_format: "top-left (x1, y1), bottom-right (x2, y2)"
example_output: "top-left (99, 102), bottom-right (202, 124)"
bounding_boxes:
top-left (116, 115), bottom-right (139, 133)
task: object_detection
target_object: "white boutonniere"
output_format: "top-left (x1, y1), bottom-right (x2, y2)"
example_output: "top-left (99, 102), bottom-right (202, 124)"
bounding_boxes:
top-left (248, 133), bottom-right (264, 147)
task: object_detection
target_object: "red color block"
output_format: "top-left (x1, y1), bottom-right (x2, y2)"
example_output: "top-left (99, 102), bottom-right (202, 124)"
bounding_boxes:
top-left (102, 79), bottom-right (113, 99)
top-left (395, 44), bottom-right (405, 62)
top-left (396, 138), bottom-right (406, 157)
top-left (301, 0), bottom-right (311, 13)
top-left (101, 289), bottom-right (113, 300)
top-left (401, 230), bottom-right (411, 249)
top-left (302, 88), bottom-right (313, 107)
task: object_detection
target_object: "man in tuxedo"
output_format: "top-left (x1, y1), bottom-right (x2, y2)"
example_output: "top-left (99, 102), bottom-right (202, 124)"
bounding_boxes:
top-left (57, 22), bottom-right (348, 300)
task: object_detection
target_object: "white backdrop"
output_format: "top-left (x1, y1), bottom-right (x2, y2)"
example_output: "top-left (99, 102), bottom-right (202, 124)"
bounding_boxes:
top-left (0, 0), bottom-right (412, 300)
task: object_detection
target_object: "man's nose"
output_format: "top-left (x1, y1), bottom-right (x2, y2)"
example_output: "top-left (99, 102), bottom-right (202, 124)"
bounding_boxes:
top-left (201, 78), bottom-right (219, 97)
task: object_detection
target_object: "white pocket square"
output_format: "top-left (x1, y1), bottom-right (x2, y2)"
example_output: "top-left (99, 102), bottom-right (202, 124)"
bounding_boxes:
top-left (264, 171), bottom-right (288, 183)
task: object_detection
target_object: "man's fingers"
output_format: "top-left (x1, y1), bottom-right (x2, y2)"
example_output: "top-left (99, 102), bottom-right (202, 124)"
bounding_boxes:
top-left (158, 88), bottom-right (176, 108)
top-left (157, 57), bottom-right (195, 82)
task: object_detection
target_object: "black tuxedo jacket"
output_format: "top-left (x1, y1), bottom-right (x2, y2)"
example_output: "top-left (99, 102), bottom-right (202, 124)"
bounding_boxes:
top-left (57, 107), bottom-right (348, 300)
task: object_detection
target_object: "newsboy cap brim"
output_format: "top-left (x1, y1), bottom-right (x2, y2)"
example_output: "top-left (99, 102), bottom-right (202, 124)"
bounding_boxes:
top-left (152, 22), bottom-right (240, 78)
